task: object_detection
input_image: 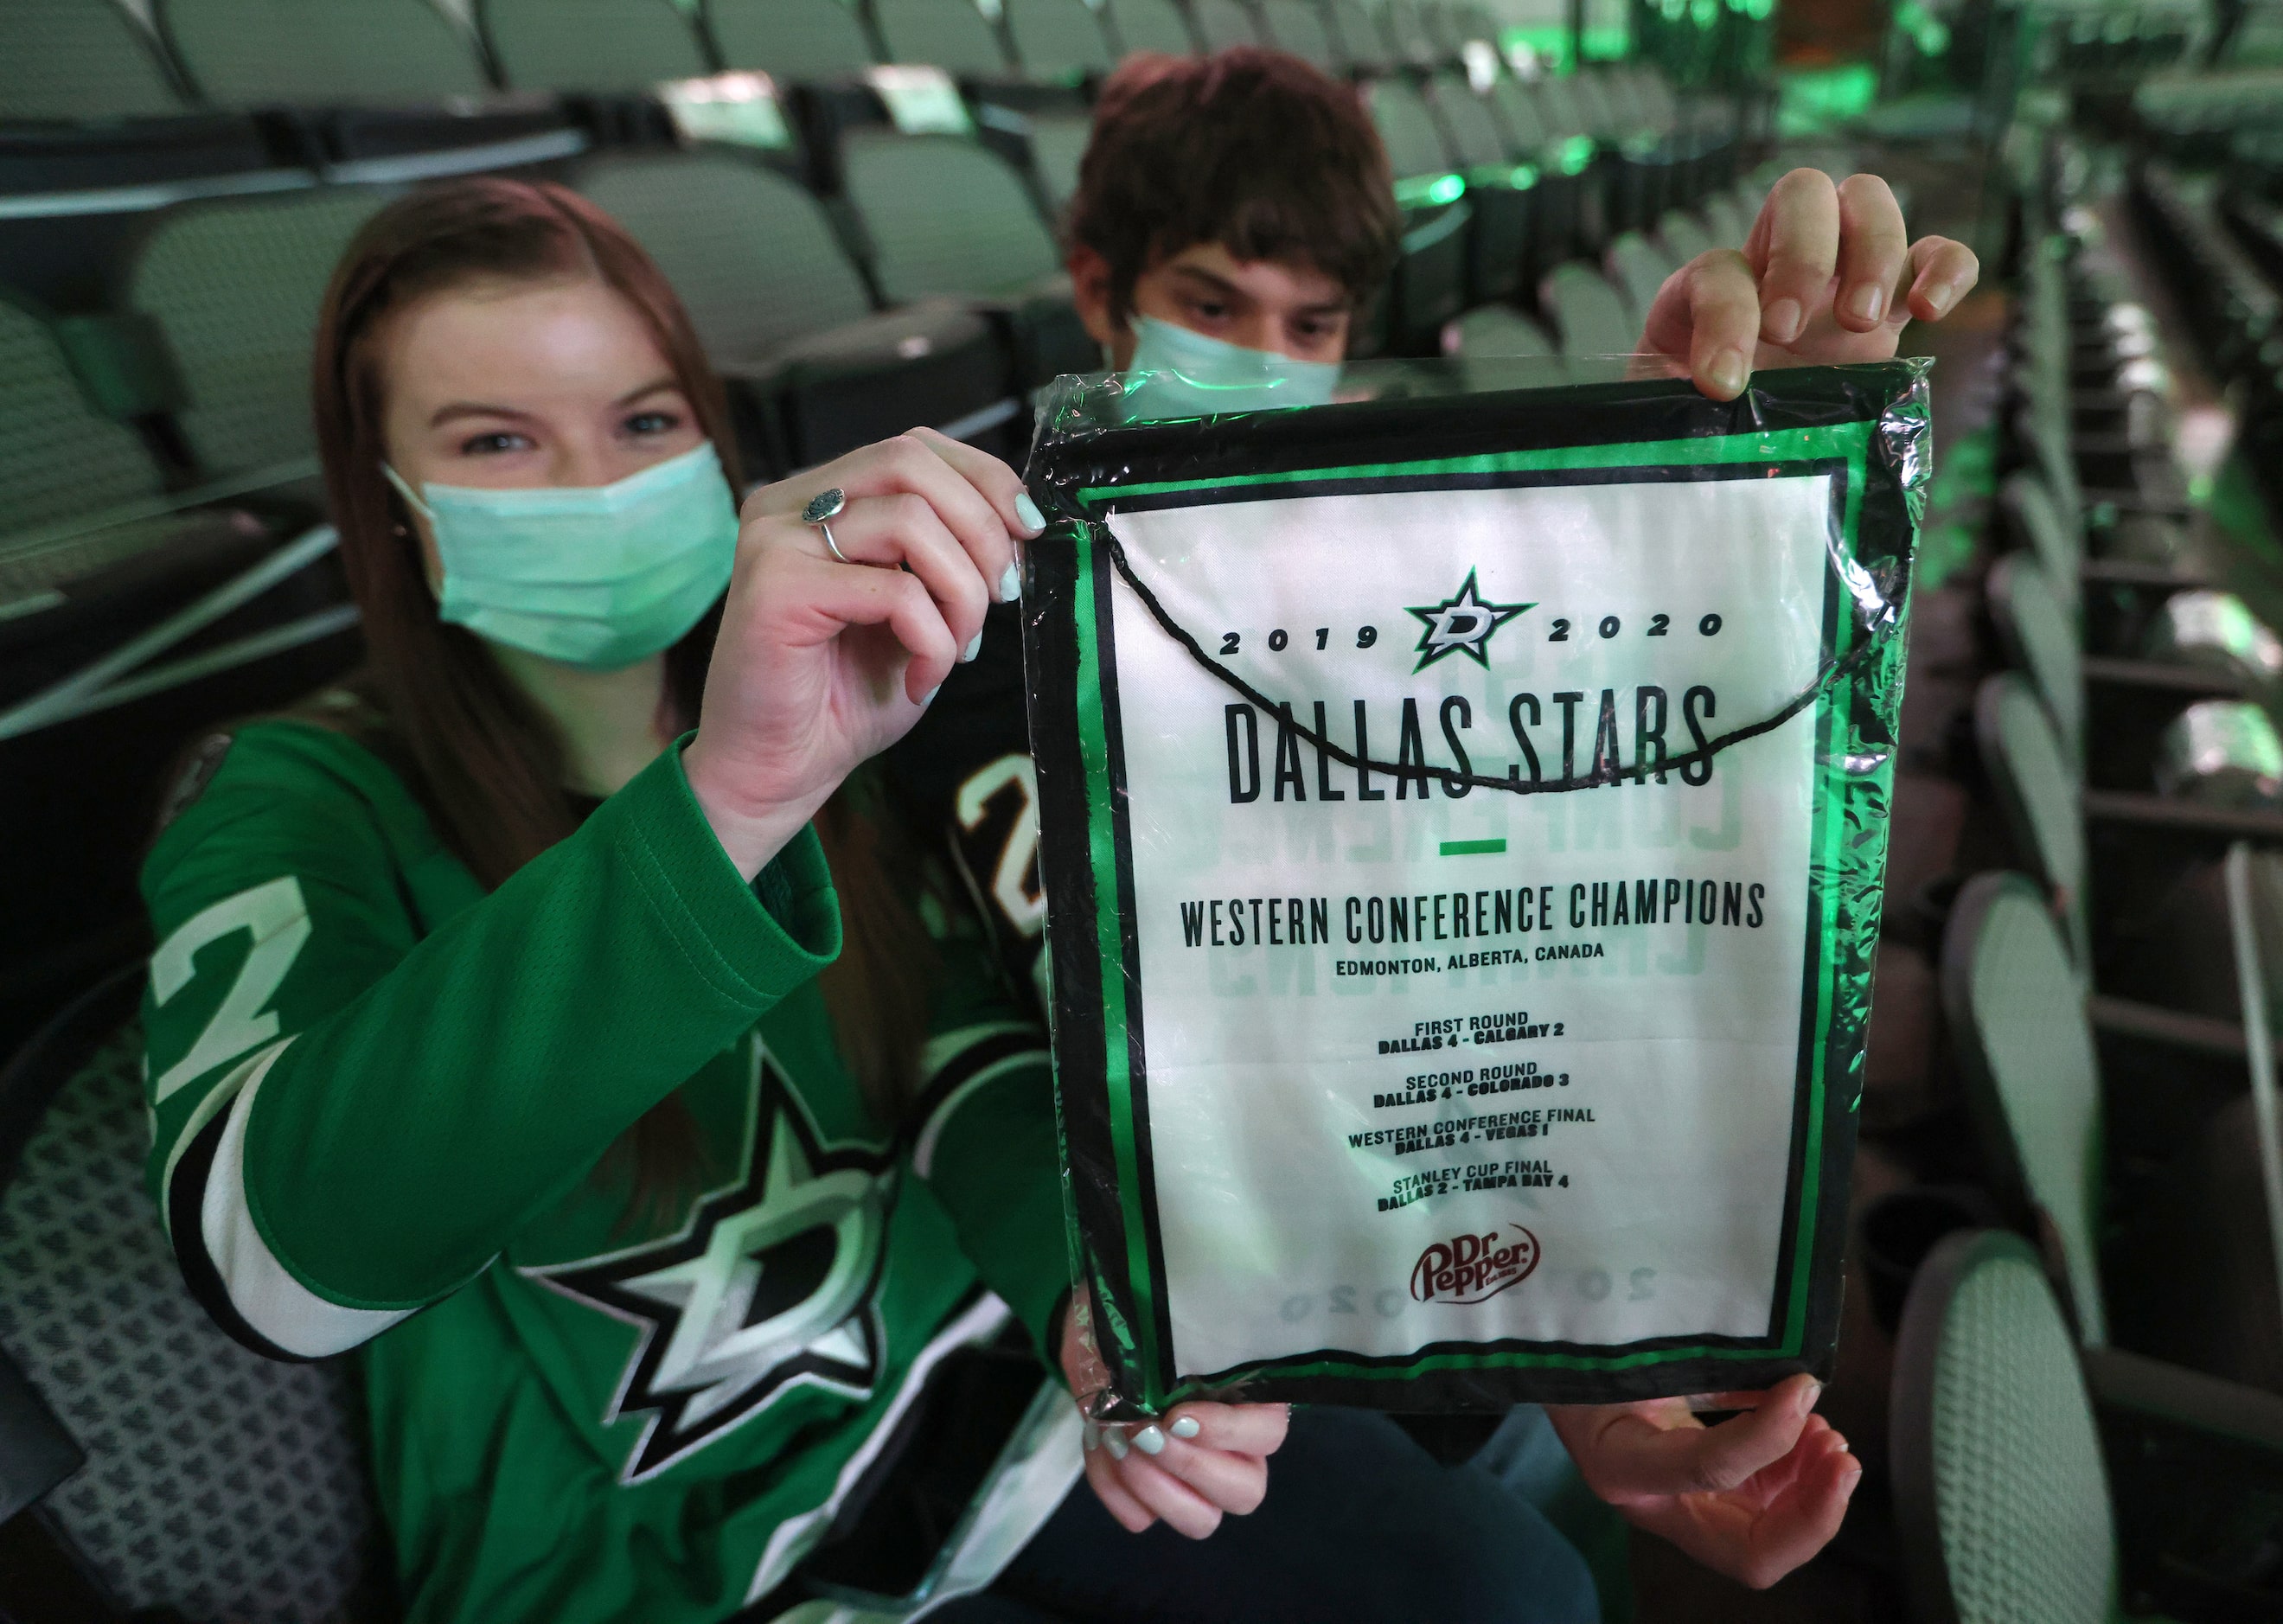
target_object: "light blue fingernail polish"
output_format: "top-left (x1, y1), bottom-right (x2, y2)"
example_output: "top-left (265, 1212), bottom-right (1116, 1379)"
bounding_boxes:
top-left (961, 634), bottom-right (981, 663)
top-left (1134, 1425), bottom-right (1166, 1455)
top-left (1169, 1416), bottom-right (1201, 1440)
top-left (1083, 1423), bottom-right (1100, 1453)
top-left (1014, 491), bottom-right (1046, 534)
top-left (999, 562), bottom-right (1021, 603)
top-left (1103, 1428), bottom-right (1129, 1461)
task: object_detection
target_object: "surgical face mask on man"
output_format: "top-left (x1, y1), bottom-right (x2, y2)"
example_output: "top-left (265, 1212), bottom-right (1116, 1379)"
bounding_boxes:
top-left (383, 441), bottom-right (739, 671)
top-left (1117, 315), bottom-right (1342, 421)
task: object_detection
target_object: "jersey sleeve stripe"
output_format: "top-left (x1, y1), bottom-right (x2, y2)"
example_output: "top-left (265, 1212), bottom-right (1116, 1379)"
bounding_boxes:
top-left (169, 1041), bottom-right (416, 1360)
top-left (911, 1051), bottom-right (1051, 1180)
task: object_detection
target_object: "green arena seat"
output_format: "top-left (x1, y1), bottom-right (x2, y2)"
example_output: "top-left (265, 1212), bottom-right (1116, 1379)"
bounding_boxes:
top-left (0, 297), bottom-right (167, 552)
top-left (708, 0), bottom-right (881, 78)
top-left (576, 149), bottom-right (1017, 469)
top-left (125, 188), bottom-right (388, 479)
top-left (1005, 0), bottom-right (1116, 76)
top-left (1604, 229), bottom-right (1674, 327)
top-left (1187, 0), bottom-right (1261, 52)
top-left (483, 0), bottom-right (713, 93)
top-left (1022, 111), bottom-right (1093, 210)
top-left (161, 0), bottom-right (489, 107)
top-left (841, 131), bottom-right (1060, 302)
top-left (1104, 0), bottom-right (1198, 54)
top-left (0, 0), bottom-right (189, 122)
top-left (1324, 0), bottom-right (1391, 69)
top-left (872, 0), bottom-right (1013, 73)
top-left (1363, 80), bottom-right (1474, 346)
top-left (1700, 189), bottom-right (1750, 250)
top-left (1890, 1230), bottom-right (2126, 1621)
top-left (1538, 260), bottom-right (1634, 355)
top-left (1987, 553), bottom-right (2088, 767)
top-left (1657, 207), bottom-right (1711, 264)
top-left (1256, 0), bottom-right (1339, 69)
top-left (1375, 0), bottom-right (1436, 63)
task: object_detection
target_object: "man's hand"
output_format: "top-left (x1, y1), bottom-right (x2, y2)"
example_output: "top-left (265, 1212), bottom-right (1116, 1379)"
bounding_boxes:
top-left (1639, 168), bottom-right (1982, 400)
top-left (1547, 1372), bottom-right (1862, 1589)
top-left (1060, 1296), bottom-right (1289, 1539)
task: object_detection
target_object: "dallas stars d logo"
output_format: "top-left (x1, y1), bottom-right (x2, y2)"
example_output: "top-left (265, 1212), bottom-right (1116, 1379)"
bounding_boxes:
top-left (1406, 570), bottom-right (1532, 672)
top-left (526, 1052), bottom-right (892, 1483)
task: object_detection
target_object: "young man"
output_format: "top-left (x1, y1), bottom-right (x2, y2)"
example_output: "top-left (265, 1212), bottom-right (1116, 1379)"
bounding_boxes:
top-left (886, 45), bottom-right (1977, 1594)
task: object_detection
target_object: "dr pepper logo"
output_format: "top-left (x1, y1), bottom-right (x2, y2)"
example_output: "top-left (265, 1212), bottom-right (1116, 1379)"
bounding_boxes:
top-left (1410, 1225), bottom-right (1541, 1305)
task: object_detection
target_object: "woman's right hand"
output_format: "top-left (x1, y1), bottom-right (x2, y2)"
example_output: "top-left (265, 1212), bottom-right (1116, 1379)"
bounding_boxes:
top-left (683, 429), bottom-right (1042, 878)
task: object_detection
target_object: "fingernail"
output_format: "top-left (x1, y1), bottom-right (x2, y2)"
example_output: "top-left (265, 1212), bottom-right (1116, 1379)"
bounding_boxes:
top-left (961, 634), bottom-right (981, 663)
top-left (1169, 1416), bottom-right (1201, 1440)
top-left (998, 561), bottom-right (1021, 603)
top-left (1103, 1428), bottom-right (1129, 1461)
top-left (1763, 297), bottom-right (1803, 344)
top-left (1709, 350), bottom-right (1749, 399)
top-left (922, 684), bottom-right (941, 706)
top-left (1845, 283), bottom-right (1883, 324)
top-left (1923, 278), bottom-right (1959, 316)
top-left (1014, 491), bottom-right (1046, 535)
top-left (1083, 1423), bottom-right (1100, 1453)
top-left (1134, 1425), bottom-right (1166, 1456)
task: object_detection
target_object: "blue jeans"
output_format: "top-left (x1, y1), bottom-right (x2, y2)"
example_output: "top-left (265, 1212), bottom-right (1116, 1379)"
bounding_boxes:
top-left (932, 1405), bottom-right (1600, 1624)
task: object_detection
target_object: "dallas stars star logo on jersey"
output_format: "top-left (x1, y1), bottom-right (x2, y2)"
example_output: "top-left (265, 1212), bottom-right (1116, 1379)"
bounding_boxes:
top-left (526, 1048), bottom-right (893, 1483)
top-left (1406, 571), bottom-right (1532, 672)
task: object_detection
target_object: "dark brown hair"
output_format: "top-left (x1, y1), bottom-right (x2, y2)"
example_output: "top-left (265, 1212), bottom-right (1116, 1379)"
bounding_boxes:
top-left (310, 178), bottom-right (930, 1213)
top-left (1065, 47), bottom-right (1400, 323)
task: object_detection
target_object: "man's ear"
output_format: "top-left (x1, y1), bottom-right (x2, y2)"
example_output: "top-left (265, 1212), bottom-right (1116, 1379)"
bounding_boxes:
top-left (1067, 245), bottom-right (1124, 358)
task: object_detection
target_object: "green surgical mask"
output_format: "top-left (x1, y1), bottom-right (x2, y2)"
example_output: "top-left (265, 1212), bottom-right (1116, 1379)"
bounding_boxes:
top-left (1118, 316), bottom-right (1342, 420)
top-left (384, 442), bottom-right (738, 671)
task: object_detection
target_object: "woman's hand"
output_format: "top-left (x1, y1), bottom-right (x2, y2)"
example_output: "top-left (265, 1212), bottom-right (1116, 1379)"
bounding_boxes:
top-left (682, 429), bottom-right (1042, 877)
top-left (1638, 168), bottom-right (1981, 400)
top-left (1061, 1295), bottom-right (1290, 1539)
top-left (1547, 1373), bottom-right (1860, 1590)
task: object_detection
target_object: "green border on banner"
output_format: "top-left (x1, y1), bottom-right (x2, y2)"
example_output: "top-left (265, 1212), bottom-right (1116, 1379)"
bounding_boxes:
top-left (1061, 421), bottom-right (1880, 1402)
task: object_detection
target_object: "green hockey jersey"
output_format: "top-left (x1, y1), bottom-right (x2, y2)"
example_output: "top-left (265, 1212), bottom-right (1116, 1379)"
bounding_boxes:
top-left (138, 715), bottom-right (1074, 1624)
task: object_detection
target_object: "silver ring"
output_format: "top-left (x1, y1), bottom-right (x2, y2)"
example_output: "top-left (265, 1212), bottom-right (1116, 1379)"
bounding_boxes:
top-left (803, 487), bottom-right (850, 564)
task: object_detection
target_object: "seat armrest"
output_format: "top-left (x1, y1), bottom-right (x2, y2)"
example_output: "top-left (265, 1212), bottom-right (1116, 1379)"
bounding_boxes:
top-left (2081, 559), bottom-right (2204, 591)
top-left (2083, 789), bottom-right (2283, 847)
top-left (2081, 655), bottom-right (2248, 699)
top-left (2088, 994), bottom-right (2254, 1063)
top-left (0, 1352), bottom-right (82, 1524)
top-left (2086, 1346), bottom-right (2283, 1455)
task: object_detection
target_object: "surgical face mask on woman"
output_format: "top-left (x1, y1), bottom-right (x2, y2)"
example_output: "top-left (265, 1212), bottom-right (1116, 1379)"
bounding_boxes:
top-left (1119, 316), bottom-right (1343, 420)
top-left (384, 440), bottom-right (739, 671)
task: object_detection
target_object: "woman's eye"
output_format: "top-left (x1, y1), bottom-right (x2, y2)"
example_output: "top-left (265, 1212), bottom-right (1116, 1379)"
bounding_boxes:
top-left (460, 431), bottom-right (531, 455)
top-left (625, 410), bottom-right (681, 436)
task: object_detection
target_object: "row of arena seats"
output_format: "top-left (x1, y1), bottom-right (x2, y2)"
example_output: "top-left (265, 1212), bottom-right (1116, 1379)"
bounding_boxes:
top-left (3, 0), bottom-right (1515, 118)
top-left (1839, 125), bottom-right (2283, 1617)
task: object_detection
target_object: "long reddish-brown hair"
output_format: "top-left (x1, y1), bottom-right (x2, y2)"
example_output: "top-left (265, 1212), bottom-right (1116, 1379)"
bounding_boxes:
top-left (310, 178), bottom-right (931, 1211)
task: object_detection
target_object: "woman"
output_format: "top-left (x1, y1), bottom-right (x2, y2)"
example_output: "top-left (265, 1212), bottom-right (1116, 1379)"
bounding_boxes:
top-left (140, 179), bottom-right (1852, 1623)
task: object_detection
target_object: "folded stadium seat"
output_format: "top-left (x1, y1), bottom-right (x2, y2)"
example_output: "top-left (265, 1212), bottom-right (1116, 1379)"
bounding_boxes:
top-left (0, 968), bottom-right (392, 1623)
top-left (158, 0), bottom-right (491, 107)
top-left (871, 0), bottom-right (1015, 74)
top-left (1602, 228), bottom-right (1672, 329)
top-left (828, 98), bottom-right (1097, 393)
top-left (483, 0), bottom-right (715, 93)
top-left (0, 297), bottom-right (169, 556)
top-left (1185, 0), bottom-right (1261, 51)
top-left (1004, 0), bottom-right (1116, 78)
top-left (1891, 1228), bottom-right (2283, 1624)
top-left (0, 0), bottom-right (192, 122)
top-left (1443, 303), bottom-right (1552, 358)
top-left (969, 84), bottom-right (1094, 212)
top-left (1698, 187), bottom-right (1749, 250)
top-left (123, 188), bottom-right (387, 483)
top-left (1656, 206), bottom-right (1710, 265)
top-left (1360, 80), bottom-right (1474, 350)
top-left (1320, 0), bottom-right (1386, 69)
top-left (1941, 878), bottom-right (2283, 1415)
top-left (1419, 75), bottom-right (1535, 304)
top-left (577, 149), bottom-right (1017, 470)
top-left (1537, 260), bottom-right (1633, 356)
top-left (709, 0), bottom-right (883, 79)
top-left (1254, 0), bottom-right (1340, 70)
top-left (1373, 0), bottom-right (1440, 65)
top-left (1104, 0), bottom-right (1200, 54)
